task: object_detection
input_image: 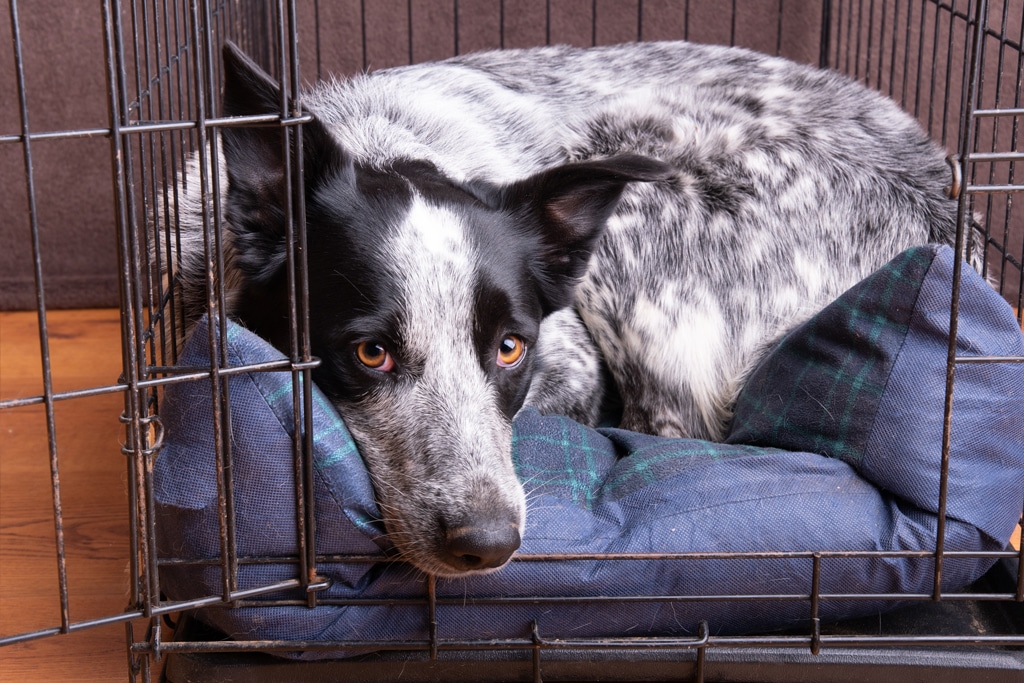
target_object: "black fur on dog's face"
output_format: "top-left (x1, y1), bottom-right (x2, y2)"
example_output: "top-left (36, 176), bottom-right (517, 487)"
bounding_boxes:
top-left (218, 43), bottom-right (669, 576)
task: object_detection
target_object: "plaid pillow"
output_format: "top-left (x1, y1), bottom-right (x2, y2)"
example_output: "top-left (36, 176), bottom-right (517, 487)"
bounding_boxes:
top-left (728, 244), bottom-right (1024, 542)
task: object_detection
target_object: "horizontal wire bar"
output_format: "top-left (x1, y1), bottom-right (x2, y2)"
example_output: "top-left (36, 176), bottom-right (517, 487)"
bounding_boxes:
top-left (711, 632), bottom-right (1024, 648)
top-left (128, 631), bottom-right (1024, 656)
top-left (0, 127), bottom-right (112, 144)
top-left (0, 382), bottom-right (129, 409)
top-left (0, 358), bottom-right (321, 410)
top-left (153, 548), bottom-right (1024, 565)
top-left (0, 113), bottom-right (314, 144)
top-left (0, 578), bottom-right (315, 648)
top-left (967, 183), bottom-right (1024, 193)
top-left (155, 547), bottom-right (1022, 567)
top-left (972, 107), bottom-right (1024, 117)
top-left (202, 590), bottom-right (1024, 611)
top-left (967, 151), bottom-right (1024, 162)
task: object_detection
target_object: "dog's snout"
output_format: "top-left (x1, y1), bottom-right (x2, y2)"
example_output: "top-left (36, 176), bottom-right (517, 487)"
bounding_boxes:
top-left (444, 522), bottom-right (521, 571)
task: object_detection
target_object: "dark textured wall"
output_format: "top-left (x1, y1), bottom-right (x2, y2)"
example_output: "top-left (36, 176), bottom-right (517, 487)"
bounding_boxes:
top-left (0, 1), bottom-right (823, 310)
top-left (2, 1), bottom-right (1020, 310)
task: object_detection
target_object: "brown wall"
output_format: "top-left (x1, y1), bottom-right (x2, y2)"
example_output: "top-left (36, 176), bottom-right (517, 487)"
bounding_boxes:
top-left (0, 1), bottom-right (824, 310)
top-left (2, 1), bottom-right (1020, 310)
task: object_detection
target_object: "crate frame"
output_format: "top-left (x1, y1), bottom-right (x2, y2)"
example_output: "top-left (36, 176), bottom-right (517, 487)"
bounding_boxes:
top-left (1, 1), bottom-right (1022, 681)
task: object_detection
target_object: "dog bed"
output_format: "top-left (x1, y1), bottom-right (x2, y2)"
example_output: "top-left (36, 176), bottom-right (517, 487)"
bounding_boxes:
top-left (155, 244), bottom-right (1024, 659)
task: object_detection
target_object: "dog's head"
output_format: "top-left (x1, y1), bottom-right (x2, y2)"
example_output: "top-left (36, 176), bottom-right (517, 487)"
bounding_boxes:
top-left (217, 43), bottom-right (670, 576)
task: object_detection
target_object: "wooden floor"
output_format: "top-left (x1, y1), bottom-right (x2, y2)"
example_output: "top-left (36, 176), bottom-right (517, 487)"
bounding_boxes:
top-left (0, 308), bottom-right (1021, 682)
top-left (0, 309), bottom-right (153, 682)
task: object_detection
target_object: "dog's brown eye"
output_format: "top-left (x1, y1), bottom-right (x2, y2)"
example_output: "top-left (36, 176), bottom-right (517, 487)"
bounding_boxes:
top-left (356, 341), bottom-right (395, 371)
top-left (497, 335), bottom-right (526, 368)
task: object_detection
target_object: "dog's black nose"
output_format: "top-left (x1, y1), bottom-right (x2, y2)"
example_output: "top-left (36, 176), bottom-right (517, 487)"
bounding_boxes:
top-left (444, 523), bottom-right (521, 571)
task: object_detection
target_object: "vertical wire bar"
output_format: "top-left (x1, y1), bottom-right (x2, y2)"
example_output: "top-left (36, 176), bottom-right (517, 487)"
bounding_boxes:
top-left (151, 0), bottom-right (175, 369)
top-left (530, 620), bottom-right (542, 683)
top-left (820, 0), bottom-right (834, 69)
top-left (874, 0), bottom-right (886, 91)
top-left (408, 0), bottom-right (414, 63)
top-left (545, 0), bottom-right (551, 45)
top-left (136, 0), bottom-right (160, 381)
top-left (730, 0), bottom-right (737, 46)
top-left (361, 0), bottom-right (368, 67)
top-left (901, 0), bottom-right (914, 110)
top-left (108, 0), bottom-right (161, 619)
top-left (835, 0), bottom-right (843, 71)
top-left (912, 0), bottom-right (927, 117)
top-left (1009, 6), bottom-right (1024, 319)
top-left (695, 622), bottom-right (709, 683)
top-left (843, 0), bottom-right (854, 75)
top-left (131, 0), bottom-right (166, 621)
top-left (284, 0), bottom-right (321, 604)
top-left (776, 0), bottom-right (784, 57)
top-left (101, 0), bottom-right (136, 617)
top-left (810, 553), bottom-right (822, 655)
top-left (315, 0), bottom-right (323, 80)
top-left (991, 0), bottom-right (1015, 256)
top-left (138, 0), bottom-right (169, 620)
top-left (185, 0), bottom-right (236, 604)
top-left (8, 0), bottom-right (71, 634)
top-left (1005, 5), bottom-right (1024, 603)
top-left (939, 0), bottom-right (990, 601)
top-left (888, 0), bottom-right (900, 98)
top-left (927, 0), bottom-right (945, 137)
top-left (978, 0), bottom-right (1010, 272)
top-left (864, 0), bottom-right (875, 86)
top-left (168, 0), bottom-right (190, 362)
top-left (209, 0), bottom-right (242, 605)
top-left (125, 622), bottom-right (141, 682)
top-left (161, 0), bottom-right (183, 364)
top-left (637, 0), bottom-right (643, 42)
top-left (428, 574), bottom-right (438, 660)
top-left (939, 0), bottom-right (962, 148)
top-left (854, 0), bottom-right (865, 80)
top-left (267, 0), bottom-right (313, 601)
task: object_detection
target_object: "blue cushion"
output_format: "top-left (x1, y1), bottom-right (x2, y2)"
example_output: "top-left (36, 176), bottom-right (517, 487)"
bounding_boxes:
top-left (156, 244), bottom-right (1024, 659)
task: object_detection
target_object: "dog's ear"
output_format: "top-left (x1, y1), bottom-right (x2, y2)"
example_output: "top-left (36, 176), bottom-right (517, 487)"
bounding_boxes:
top-left (498, 155), bottom-right (672, 312)
top-left (220, 41), bottom-right (349, 283)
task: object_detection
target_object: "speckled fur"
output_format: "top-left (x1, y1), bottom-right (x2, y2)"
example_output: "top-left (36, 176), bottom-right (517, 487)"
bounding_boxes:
top-left (170, 41), bottom-right (964, 576)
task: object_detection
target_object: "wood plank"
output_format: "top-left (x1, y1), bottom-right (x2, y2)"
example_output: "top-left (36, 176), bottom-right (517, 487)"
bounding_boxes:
top-left (0, 309), bottom-right (152, 683)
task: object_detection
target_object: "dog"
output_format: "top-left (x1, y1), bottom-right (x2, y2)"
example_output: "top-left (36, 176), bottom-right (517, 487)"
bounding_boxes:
top-left (168, 40), bottom-right (964, 577)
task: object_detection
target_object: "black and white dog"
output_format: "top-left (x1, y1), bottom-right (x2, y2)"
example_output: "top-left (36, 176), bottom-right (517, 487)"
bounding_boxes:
top-left (171, 41), bottom-right (963, 577)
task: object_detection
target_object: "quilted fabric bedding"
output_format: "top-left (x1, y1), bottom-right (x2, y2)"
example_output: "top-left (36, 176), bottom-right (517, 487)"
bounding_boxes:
top-left (155, 244), bottom-right (1024, 658)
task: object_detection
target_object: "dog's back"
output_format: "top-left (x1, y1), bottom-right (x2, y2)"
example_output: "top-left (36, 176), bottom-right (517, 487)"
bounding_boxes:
top-left (307, 41), bottom-right (957, 439)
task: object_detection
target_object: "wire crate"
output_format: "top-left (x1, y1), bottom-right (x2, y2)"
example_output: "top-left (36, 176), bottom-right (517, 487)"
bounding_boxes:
top-left (1, 1), bottom-right (1022, 682)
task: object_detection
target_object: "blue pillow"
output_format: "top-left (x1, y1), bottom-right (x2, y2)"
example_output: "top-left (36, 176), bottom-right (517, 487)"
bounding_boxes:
top-left (156, 244), bottom-right (1024, 659)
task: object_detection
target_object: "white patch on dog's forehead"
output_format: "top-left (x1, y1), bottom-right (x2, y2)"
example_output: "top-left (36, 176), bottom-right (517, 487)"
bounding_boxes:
top-left (390, 194), bottom-right (477, 353)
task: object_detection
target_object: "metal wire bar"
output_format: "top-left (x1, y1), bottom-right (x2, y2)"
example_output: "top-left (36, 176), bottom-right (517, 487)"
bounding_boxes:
top-left (7, 0), bottom-right (72, 636)
top-left (940, 0), bottom-right (991, 601)
top-left (153, 546), bottom-right (1024, 567)
top-left (0, 577), bottom-right (318, 649)
top-left (129, 626), bottom-right (1024, 657)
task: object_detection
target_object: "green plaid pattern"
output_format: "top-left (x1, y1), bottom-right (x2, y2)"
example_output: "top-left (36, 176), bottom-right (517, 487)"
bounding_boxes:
top-left (513, 410), bottom-right (782, 508)
top-left (726, 246), bottom-right (935, 465)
